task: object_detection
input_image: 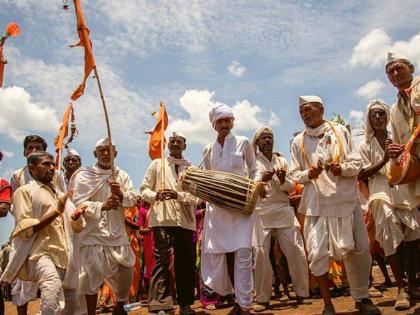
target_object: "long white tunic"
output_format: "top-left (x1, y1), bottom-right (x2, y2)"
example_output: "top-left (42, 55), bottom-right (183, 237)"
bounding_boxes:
top-left (289, 122), bottom-right (362, 217)
top-left (202, 133), bottom-right (259, 253)
top-left (390, 76), bottom-right (420, 203)
top-left (252, 152), bottom-right (300, 246)
top-left (70, 164), bottom-right (137, 247)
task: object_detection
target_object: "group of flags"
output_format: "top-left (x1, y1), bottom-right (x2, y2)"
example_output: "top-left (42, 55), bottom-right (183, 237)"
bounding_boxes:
top-left (2, 1), bottom-right (168, 164)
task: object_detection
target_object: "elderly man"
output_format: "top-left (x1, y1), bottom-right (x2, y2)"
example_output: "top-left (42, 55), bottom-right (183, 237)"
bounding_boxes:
top-left (290, 96), bottom-right (380, 315)
top-left (359, 99), bottom-right (420, 310)
top-left (9, 135), bottom-right (65, 315)
top-left (201, 104), bottom-right (262, 315)
top-left (70, 138), bottom-right (137, 315)
top-left (141, 132), bottom-right (198, 315)
top-left (385, 52), bottom-right (420, 300)
top-left (0, 151), bottom-right (83, 315)
top-left (251, 126), bottom-right (309, 312)
top-left (62, 148), bottom-right (81, 190)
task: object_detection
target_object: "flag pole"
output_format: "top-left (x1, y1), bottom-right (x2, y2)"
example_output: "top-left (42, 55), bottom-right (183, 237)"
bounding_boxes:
top-left (93, 66), bottom-right (115, 180)
top-left (160, 101), bottom-right (165, 191)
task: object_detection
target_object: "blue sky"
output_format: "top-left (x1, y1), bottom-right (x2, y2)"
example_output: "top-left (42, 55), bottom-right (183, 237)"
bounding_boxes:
top-left (1, 0), bottom-right (420, 244)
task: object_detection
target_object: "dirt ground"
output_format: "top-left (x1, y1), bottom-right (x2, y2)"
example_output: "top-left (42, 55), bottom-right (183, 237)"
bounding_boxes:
top-left (5, 266), bottom-right (420, 315)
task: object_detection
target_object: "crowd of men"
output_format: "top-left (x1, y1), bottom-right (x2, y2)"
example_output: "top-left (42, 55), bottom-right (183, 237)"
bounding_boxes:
top-left (0, 52), bottom-right (419, 315)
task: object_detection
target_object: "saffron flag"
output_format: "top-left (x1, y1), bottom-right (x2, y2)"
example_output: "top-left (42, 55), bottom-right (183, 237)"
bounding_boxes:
top-left (54, 104), bottom-right (73, 168)
top-left (70, 0), bottom-right (96, 101)
top-left (0, 23), bottom-right (21, 88)
top-left (148, 102), bottom-right (168, 160)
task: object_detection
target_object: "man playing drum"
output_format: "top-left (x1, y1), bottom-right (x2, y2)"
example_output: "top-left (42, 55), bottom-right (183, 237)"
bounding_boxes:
top-left (289, 96), bottom-right (381, 315)
top-left (200, 104), bottom-right (262, 315)
top-left (385, 52), bottom-right (420, 301)
top-left (141, 132), bottom-right (198, 315)
top-left (359, 99), bottom-right (420, 310)
top-left (251, 126), bottom-right (309, 312)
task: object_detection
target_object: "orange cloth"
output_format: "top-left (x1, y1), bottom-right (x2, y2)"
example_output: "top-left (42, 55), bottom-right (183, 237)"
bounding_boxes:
top-left (148, 103), bottom-right (168, 160)
top-left (71, 0), bottom-right (96, 101)
top-left (54, 104), bottom-right (73, 169)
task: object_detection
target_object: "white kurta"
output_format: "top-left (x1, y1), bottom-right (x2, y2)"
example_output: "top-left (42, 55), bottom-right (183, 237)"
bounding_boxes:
top-left (390, 77), bottom-right (420, 202)
top-left (140, 157), bottom-right (198, 231)
top-left (70, 165), bottom-right (137, 299)
top-left (289, 122), bottom-right (362, 218)
top-left (360, 138), bottom-right (420, 256)
top-left (201, 133), bottom-right (259, 253)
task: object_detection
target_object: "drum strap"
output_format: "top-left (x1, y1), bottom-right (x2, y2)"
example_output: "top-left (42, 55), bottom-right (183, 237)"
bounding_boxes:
top-left (198, 144), bottom-right (212, 169)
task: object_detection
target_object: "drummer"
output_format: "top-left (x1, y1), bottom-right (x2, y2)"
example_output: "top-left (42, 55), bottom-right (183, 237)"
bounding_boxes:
top-left (385, 52), bottom-right (420, 301)
top-left (140, 132), bottom-right (199, 315)
top-left (251, 126), bottom-right (309, 312)
top-left (200, 104), bottom-right (263, 315)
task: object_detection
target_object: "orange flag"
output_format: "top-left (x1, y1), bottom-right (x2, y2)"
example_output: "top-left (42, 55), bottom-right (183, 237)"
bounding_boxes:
top-left (148, 103), bottom-right (169, 160)
top-left (54, 104), bottom-right (73, 168)
top-left (70, 0), bottom-right (96, 101)
top-left (0, 23), bottom-right (21, 87)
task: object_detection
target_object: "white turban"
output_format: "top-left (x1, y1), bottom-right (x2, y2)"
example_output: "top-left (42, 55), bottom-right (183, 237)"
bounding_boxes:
top-left (364, 99), bottom-right (389, 143)
top-left (64, 148), bottom-right (80, 158)
top-left (386, 52), bottom-right (411, 67)
top-left (299, 95), bottom-right (324, 107)
top-left (95, 137), bottom-right (115, 149)
top-left (209, 104), bottom-right (235, 126)
top-left (251, 126), bottom-right (273, 152)
top-left (169, 131), bottom-right (186, 141)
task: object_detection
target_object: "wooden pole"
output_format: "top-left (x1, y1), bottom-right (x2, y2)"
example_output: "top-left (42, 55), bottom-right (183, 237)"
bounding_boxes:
top-left (93, 66), bottom-right (115, 180)
top-left (160, 101), bottom-right (165, 190)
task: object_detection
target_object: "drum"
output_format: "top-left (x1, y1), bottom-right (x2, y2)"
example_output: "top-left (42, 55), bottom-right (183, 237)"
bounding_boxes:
top-left (180, 167), bottom-right (261, 216)
top-left (388, 123), bottom-right (420, 185)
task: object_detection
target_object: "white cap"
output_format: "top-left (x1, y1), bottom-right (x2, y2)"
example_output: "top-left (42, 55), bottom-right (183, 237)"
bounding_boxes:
top-left (169, 131), bottom-right (186, 141)
top-left (64, 148), bottom-right (80, 158)
top-left (299, 95), bottom-right (324, 107)
top-left (95, 137), bottom-right (115, 148)
top-left (386, 52), bottom-right (411, 66)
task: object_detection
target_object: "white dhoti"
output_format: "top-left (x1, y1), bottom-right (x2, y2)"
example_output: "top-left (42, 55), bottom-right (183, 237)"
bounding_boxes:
top-left (371, 200), bottom-right (420, 256)
top-left (26, 256), bottom-right (77, 315)
top-left (78, 244), bottom-right (134, 301)
top-left (201, 247), bottom-right (253, 309)
top-left (304, 207), bottom-right (371, 301)
top-left (11, 279), bottom-right (38, 307)
top-left (254, 226), bottom-right (309, 303)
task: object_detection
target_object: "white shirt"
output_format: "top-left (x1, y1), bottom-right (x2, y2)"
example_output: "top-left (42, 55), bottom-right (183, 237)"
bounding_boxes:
top-left (202, 133), bottom-right (260, 253)
top-left (70, 165), bottom-right (137, 247)
top-left (289, 122), bottom-right (362, 217)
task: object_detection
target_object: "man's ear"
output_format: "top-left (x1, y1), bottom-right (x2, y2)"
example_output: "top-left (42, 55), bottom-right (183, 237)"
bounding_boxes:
top-left (114, 150), bottom-right (118, 158)
top-left (182, 142), bottom-right (187, 151)
top-left (93, 150), bottom-right (97, 158)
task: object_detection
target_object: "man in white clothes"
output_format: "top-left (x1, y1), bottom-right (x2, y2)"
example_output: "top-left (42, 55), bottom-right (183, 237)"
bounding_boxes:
top-left (200, 104), bottom-right (263, 315)
top-left (289, 96), bottom-right (381, 315)
top-left (251, 126), bottom-right (309, 312)
top-left (385, 52), bottom-right (420, 301)
top-left (359, 99), bottom-right (420, 310)
top-left (1, 151), bottom-right (83, 315)
top-left (9, 135), bottom-right (65, 315)
top-left (70, 138), bottom-right (137, 315)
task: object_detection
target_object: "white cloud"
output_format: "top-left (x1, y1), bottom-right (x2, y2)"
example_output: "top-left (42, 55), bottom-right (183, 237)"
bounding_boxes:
top-left (0, 86), bottom-right (59, 141)
top-left (350, 28), bottom-right (391, 68)
top-left (349, 110), bottom-right (364, 121)
top-left (1, 151), bottom-right (14, 158)
top-left (350, 29), bottom-right (420, 68)
top-left (168, 89), bottom-right (278, 145)
top-left (355, 79), bottom-right (385, 99)
top-left (227, 61), bottom-right (246, 77)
